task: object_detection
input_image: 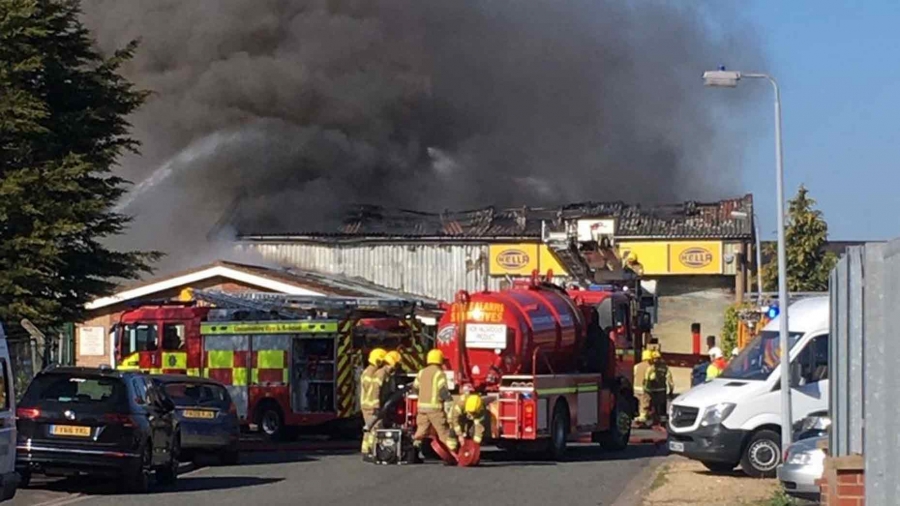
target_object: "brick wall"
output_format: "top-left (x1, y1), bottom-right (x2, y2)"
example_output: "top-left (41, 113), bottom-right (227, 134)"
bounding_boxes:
top-left (819, 455), bottom-right (865, 505)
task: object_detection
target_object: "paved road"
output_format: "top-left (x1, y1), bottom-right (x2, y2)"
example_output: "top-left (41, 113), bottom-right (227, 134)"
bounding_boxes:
top-left (13, 444), bottom-right (664, 506)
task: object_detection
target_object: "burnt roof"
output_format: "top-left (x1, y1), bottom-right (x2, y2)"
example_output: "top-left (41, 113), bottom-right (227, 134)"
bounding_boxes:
top-left (239, 195), bottom-right (755, 241)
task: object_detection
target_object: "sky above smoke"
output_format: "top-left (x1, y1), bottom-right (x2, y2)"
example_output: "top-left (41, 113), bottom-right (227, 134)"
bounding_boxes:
top-left (81, 0), bottom-right (765, 272)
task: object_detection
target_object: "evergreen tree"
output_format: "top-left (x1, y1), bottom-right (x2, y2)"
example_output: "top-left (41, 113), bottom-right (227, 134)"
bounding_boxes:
top-left (0, 0), bottom-right (157, 331)
top-left (762, 185), bottom-right (837, 292)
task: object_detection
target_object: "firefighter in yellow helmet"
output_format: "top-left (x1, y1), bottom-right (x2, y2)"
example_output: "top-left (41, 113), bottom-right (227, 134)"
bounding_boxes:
top-left (636, 349), bottom-right (654, 424)
top-left (412, 349), bottom-right (457, 456)
top-left (360, 348), bottom-right (388, 460)
top-left (379, 351), bottom-right (404, 422)
top-left (450, 394), bottom-right (487, 449)
top-left (643, 350), bottom-right (673, 427)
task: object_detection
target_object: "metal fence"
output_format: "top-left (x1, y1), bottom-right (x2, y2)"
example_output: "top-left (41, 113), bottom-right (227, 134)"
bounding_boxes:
top-left (828, 241), bottom-right (898, 505)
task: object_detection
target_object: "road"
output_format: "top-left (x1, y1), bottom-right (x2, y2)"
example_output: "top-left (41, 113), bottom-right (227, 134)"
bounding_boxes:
top-left (13, 444), bottom-right (664, 506)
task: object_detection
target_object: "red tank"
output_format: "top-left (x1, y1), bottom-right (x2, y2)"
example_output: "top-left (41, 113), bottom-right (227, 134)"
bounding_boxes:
top-left (436, 284), bottom-right (587, 390)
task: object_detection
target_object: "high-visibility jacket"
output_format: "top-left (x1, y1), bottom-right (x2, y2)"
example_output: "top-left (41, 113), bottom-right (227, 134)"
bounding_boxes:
top-left (361, 365), bottom-right (388, 410)
top-left (413, 364), bottom-right (450, 412)
top-left (705, 358), bottom-right (728, 382)
top-left (449, 399), bottom-right (487, 444)
top-left (644, 362), bottom-right (674, 394)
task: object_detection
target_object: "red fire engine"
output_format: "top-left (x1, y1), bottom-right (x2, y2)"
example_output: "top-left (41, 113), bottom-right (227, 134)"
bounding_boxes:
top-left (114, 290), bottom-right (432, 439)
top-left (402, 218), bottom-right (656, 459)
top-left (404, 272), bottom-right (649, 459)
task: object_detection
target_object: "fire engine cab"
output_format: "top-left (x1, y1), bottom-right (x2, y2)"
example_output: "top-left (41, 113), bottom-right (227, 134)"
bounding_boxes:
top-left (114, 291), bottom-right (432, 439)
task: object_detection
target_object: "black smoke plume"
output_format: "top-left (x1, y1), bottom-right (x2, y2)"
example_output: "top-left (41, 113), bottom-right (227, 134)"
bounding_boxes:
top-left (82, 0), bottom-right (764, 272)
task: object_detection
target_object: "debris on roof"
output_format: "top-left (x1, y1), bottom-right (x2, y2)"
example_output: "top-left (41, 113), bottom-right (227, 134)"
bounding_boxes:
top-left (239, 195), bottom-right (754, 241)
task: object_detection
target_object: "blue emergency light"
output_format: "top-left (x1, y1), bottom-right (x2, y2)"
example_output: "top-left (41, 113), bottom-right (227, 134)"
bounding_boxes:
top-left (766, 305), bottom-right (780, 319)
top-left (588, 284), bottom-right (615, 292)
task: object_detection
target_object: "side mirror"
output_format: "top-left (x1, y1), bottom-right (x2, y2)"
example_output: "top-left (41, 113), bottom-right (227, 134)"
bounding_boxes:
top-left (790, 361), bottom-right (804, 388)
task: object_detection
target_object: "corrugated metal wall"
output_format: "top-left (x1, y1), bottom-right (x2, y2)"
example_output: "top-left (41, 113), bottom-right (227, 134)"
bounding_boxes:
top-left (238, 242), bottom-right (493, 302)
top-left (829, 241), bottom-right (899, 506)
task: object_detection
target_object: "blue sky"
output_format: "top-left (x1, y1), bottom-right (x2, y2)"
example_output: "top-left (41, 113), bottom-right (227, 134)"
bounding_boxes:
top-left (737, 1), bottom-right (900, 240)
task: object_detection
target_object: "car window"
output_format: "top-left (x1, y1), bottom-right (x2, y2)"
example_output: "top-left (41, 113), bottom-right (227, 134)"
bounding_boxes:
top-left (163, 382), bottom-right (228, 407)
top-left (162, 324), bottom-right (186, 351)
top-left (796, 334), bottom-right (829, 384)
top-left (23, 375), bottom-right (127, 409)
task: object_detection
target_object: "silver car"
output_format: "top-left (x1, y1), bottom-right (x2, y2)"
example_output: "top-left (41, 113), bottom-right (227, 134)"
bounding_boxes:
top-left (777, 435), bottom-right (826, 501)
top-left (152, 375), bottom-right (240, 465)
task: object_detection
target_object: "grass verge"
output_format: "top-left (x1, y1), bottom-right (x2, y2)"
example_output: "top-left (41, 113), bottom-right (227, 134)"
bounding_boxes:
top-left (648, 464), bottom-right (670, 493)
top-left (753, 490), bottom-right (802, 506)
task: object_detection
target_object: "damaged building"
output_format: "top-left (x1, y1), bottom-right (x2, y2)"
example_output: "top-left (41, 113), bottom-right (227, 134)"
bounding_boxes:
top-left (235, 195), bottom-right (757, 352)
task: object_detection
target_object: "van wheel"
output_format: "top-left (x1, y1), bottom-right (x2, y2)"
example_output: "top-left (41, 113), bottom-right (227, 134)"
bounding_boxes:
top-left (546, 402), bottom-right (569, 460)
top-left (740, 429), bottom-right (781, 478)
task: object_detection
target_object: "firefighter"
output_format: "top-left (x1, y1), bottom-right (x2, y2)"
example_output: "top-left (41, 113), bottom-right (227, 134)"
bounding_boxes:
top-left (450, 394), bottom-right (487, 448)
top-left (643, 350), bottom-right (673, 426)
top-left (412, 349), bottom-right (458, 458)
top-left (705, 347), bottom-right (727, 382)
top-left (636, 349), bottom-right (654, 424)
top-left (378, 350), bottom-right (404, 426)
top-left (360, 348), bottom-right (388, 460)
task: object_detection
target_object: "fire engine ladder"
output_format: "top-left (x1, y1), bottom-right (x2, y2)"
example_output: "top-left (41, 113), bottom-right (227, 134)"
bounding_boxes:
top-left (540, 221), bottom-right (594, 287)
top-left (190, 289), bottom-right (423, 319)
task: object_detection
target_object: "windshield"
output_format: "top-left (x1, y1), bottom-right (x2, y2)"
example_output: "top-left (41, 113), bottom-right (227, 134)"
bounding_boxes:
top-left (162, 382), bottom-right (229, 408)
top-left (720, 330), bottom-right (804, 381)
top-left (23, 374), bottom-right (127, 409)
top-left (120, 323), bottom-right (158, 355)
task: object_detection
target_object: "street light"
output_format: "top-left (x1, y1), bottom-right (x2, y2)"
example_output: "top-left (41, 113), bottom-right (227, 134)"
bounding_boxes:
top-left (730, 210), bottom-right (763, 303)
top-left (704, 69), bottom-right (792, 450)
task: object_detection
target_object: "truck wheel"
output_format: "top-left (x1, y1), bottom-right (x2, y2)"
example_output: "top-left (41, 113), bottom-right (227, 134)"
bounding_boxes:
top-left (547, 403), bottom-right (569, 460)
top-left (740, 429), bottom-right (781, 478)
top-left (599, 404), bottom-right (632, 452)
top-left (257, 404), bottom-right (285, 441)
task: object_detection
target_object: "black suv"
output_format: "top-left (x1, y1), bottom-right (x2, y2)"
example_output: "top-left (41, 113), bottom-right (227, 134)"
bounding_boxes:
top-left (16, 367), bottom-right (180, 492)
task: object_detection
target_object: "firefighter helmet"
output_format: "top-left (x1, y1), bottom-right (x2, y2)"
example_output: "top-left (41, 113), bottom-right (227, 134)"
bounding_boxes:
top-left (464, 394), bottom-right (483, 414)
top-left (385, 350), bottom-right (401, 367)
top-left (368, 348), bottom-right (387, 366)
top-left (651, 350), bottom-right (662, 361)
top-left (641, 349), bottom-right (652, 362)
top-left (426, 349), bottom-right (444, 366)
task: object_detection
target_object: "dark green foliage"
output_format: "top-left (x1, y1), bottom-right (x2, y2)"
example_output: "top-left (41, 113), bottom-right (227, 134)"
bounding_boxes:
top-left (0, 0), bottom-right (158, 331)
top-left (762, 185), bottom-right (837, 293)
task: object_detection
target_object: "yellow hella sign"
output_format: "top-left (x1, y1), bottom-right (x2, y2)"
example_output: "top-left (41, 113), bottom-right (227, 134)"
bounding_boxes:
top-left (496, 249), bottom-right (530, 269)
top-left (679, 247), bottom-right (714, 268)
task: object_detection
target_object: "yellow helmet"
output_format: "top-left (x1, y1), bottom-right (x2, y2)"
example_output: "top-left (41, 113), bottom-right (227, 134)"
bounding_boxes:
top-left (368, 348), bottom-right (387, 366)
top-left (651, 350), bottom-right (662, 361)
top-left (641, 349), bottom-right (652, 362)
top-left (464, 394), bottom-right (483, 414)
top-left (426, 349), bottom-right (444, 366)
top-left (385, 351), bottom-right (401, 367)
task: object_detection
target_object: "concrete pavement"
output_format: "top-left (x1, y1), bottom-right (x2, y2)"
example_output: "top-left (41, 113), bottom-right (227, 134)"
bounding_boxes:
top-left (13, 444), bottom-right (665, 506)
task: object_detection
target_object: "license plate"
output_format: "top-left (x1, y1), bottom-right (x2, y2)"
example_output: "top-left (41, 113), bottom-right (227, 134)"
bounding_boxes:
top-left (182, 409), bottom-right (215, 419)
top-left (50, 425), bottom-right (91, 437)
top-left (668, 441), bottom-right (685, 453)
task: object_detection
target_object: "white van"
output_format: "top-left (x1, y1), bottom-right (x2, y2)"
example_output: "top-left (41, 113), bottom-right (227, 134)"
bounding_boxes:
top-left (0, 324), bottom-right (17, 500)
top-left (667, 296), bottom-right (829, 478)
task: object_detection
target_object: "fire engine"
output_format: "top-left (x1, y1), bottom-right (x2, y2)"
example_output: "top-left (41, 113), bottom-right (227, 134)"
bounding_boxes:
top-left (403, 218), bottom-right (655, 459)
top-left (114, 291), bottom-right (432, 439)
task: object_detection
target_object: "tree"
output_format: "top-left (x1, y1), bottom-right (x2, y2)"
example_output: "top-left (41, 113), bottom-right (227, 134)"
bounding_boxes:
top-left (0, 0), bottom-right (157, 332)
top-left (762, 185), bottom-right (837, 292)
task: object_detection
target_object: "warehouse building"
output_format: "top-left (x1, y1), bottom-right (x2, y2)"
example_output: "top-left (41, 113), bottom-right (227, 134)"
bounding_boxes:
top-left (236, 195), bottom-right (757, 352)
